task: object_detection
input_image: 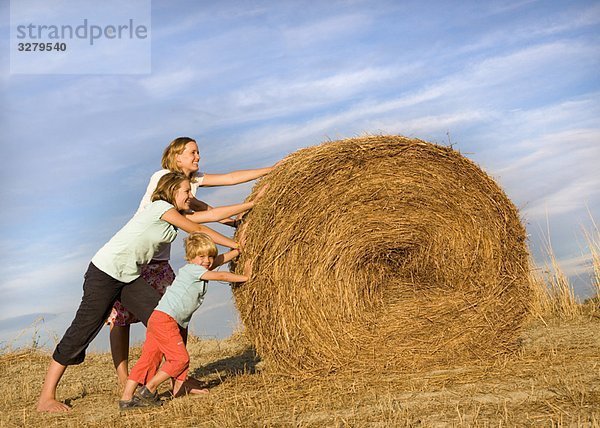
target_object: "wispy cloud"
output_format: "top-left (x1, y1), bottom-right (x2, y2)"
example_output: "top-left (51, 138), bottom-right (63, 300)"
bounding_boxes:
top-left (457, 3), bottom-right (600, 55)
top-left (2, 255), bottom-right (89, 319)
top-left (218, 66), bottom-right (412, 122)
top-left (208, 38), bottom-right (596, 158)
top-left (140, 67), bottom-right (198, 97)
top-left (524, 176), bottom-right (600, 219)
top-left (490, 124), bottom-right (600, 219)
top-left (281, 13), bottom-right (371, 47)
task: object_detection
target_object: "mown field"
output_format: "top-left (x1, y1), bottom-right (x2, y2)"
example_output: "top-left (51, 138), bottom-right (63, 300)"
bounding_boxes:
top-left (1, 304), bottom-right (599, 428)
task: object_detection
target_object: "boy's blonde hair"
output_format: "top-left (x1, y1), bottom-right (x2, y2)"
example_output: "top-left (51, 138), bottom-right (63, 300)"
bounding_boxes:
top-left (161, 137), bottom-right (197, 176)
top-left (185, 232), bottom-right (218, 261)
top-left (151, 172), bottom-right (189, 206)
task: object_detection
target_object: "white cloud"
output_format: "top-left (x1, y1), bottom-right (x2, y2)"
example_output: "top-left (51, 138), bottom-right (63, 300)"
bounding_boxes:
top-left (366, 110), bottom-right (491, 137)
top-left (190, 39), bottom-right (597, 143)
top-left (281, 13), bottom-right (371, 47)
top-left (488, 123), bottom-right (600, 220)
top-left (458, 3), bottom-right (600, 55)
top-left (1, 255), bottom-right (89, 319)
top-left (533, 3), bottom-right (600, 35)
top-left (220, 66), bottom-right (411, 122)
top-left (231, 67), bottom-right (397, 108)
top-left (523, 176), bottom-right (600, 219)
top-left (496, 128), bottom-right (600, 175)
top-left (151, 3), bottom-right (269, 40)
top-left (487, 0), bottom-right (538, 15)
top-left (218, 38), bottom-right (576, 152)
top-left (139, 67), bottom-right (198, 97)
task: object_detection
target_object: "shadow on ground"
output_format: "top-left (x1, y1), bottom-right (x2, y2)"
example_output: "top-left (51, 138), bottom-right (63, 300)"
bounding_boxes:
top-left (189, 346), bottom-right (260, 389)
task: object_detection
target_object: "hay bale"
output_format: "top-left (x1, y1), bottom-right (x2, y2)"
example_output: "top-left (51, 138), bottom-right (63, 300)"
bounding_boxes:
top-left (233, 135), bottom-right (531, 374)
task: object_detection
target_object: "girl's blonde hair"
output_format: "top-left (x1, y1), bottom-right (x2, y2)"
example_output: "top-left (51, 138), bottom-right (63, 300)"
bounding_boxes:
top-left (161, 137), bottom-right (197, 176)
top-left (151, 172), bottom-right (189, 206)
top-left (185, 232), bottom-right (218, 261)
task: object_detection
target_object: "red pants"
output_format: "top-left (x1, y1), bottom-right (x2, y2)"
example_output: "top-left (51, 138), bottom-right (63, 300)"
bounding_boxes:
top-left (128, 310), bottom-right (189, 384)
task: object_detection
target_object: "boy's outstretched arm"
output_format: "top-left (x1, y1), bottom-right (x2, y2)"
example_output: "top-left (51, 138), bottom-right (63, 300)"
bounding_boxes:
top-left (201, 271), bottom-right (248, 283)
top-left (211, 249), bottom-right (240, 270)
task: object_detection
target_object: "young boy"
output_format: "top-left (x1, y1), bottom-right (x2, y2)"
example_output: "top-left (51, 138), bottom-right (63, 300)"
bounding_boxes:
top-left (119, 232), bottom-right (248, 410)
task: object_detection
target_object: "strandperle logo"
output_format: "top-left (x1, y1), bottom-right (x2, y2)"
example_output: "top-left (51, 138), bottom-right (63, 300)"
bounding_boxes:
top-left (10, 0), bottom-right (151, 74)
top-left (16, 18), bottom-right (148, 46)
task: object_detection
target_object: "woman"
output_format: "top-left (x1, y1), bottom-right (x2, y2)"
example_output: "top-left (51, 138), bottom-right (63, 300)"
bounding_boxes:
top-left (109, 136), bottom-right (276, 390)
top-left (37, 172), bottom-right (239, 412)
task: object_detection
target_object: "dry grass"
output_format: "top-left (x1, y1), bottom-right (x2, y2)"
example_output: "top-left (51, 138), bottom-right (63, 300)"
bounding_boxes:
top-left (584, 214), bottom-right (600, 301)
top-left (233, 136), bottom-right (532, 375)
top-left (528, 265), bottom-right (552, 323)
top-left (1, 315), bottom-right (599, 427)
top-left (529, 213), bottom-right (600, 323)
top-left (541, 245), bottom-right (581, 320)
top-left (0, 316), bottom-right (59, 355)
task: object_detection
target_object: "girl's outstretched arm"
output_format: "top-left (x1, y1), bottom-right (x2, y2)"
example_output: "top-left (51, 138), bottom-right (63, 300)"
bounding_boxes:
top-left (189, 198), bottom-right (238, 227)
top-left (185, 202), bottom-right (254, 224)
top-left (161, 209), bottom-right (238, 249)
top-left (189, 198), bottom-right (211, 211)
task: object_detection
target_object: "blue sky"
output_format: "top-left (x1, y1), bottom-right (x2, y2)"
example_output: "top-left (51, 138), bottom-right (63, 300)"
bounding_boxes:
top-left (1, 0), bottom-right (599, 351)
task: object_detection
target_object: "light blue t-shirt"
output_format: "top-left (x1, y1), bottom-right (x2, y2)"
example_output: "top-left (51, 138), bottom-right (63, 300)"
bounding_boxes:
top-left (91, 200), bottom-right (177, 282)
top-left (156, 263), bottom-right (208, 328)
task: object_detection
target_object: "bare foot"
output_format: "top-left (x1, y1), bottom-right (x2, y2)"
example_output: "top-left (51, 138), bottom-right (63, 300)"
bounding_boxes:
top-left (37, 397), bottom-right (71, 412)
top-left (173, 378), bottom-right (210, 398)
top-left (185, 387), bottom-right (209, 396)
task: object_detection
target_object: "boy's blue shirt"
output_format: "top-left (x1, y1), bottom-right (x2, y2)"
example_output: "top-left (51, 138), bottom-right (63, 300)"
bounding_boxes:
top-left (155, 263), bottom-right (208, 328)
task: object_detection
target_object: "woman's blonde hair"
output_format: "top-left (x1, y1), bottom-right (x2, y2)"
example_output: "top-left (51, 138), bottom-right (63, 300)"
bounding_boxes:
top-left (161, 137), bottom-right (197, 175)
top-left (151, 172), bottom-right (189, 206)
top-left (185, 232), bottom-right (218, 261)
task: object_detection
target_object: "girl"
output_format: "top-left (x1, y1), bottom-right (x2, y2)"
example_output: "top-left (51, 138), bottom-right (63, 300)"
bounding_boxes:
top-left (108, 136), bottom-right (276, 390)
top-left (37, 173), bottom-right (241, 412)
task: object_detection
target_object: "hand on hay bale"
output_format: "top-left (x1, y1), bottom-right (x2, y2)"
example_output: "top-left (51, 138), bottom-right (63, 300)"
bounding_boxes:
top-left (232, 184), bottom-right (269, 233)
top-left (252, 182), bottom-right (269, 201)
top-left (243, 259), bottom-right (253, 280)
top-left (233, 135), bottom-right (532, 375)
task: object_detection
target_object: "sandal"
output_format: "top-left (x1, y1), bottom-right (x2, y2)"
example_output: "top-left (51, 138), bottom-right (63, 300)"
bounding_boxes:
top-left (119, 395), bottom-right (154, 411)
top-left (134, 386), bottom-right (162, 406)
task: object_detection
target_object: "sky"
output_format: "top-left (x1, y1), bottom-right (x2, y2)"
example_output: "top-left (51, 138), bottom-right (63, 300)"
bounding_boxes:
top-left (1, 0), bottom-right (599, 351)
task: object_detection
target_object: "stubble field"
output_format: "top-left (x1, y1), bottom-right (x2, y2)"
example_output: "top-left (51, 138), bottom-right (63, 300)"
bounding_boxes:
top-left (1, 305), bottom-right (599, 427)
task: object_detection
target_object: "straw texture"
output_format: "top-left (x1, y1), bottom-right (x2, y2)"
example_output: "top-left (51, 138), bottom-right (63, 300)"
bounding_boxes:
top-left (233, 135), bottom-right (531, 374)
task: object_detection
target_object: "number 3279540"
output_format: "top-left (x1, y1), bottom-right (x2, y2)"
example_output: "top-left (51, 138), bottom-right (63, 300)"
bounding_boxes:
top-left (17, 42), bottom-right (67, 52)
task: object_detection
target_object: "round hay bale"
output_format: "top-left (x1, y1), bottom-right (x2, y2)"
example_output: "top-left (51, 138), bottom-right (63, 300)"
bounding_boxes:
top-left (233, 135), bottom-right (531, 374)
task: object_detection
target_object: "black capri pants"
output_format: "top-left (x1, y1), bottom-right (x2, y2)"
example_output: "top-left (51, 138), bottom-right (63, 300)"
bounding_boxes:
top-left (53, 262), bottom-right (161, 366)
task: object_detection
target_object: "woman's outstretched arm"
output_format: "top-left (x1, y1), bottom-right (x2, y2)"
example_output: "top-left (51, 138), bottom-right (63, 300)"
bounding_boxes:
top-left (201, 165), bottom-right (275, 186)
